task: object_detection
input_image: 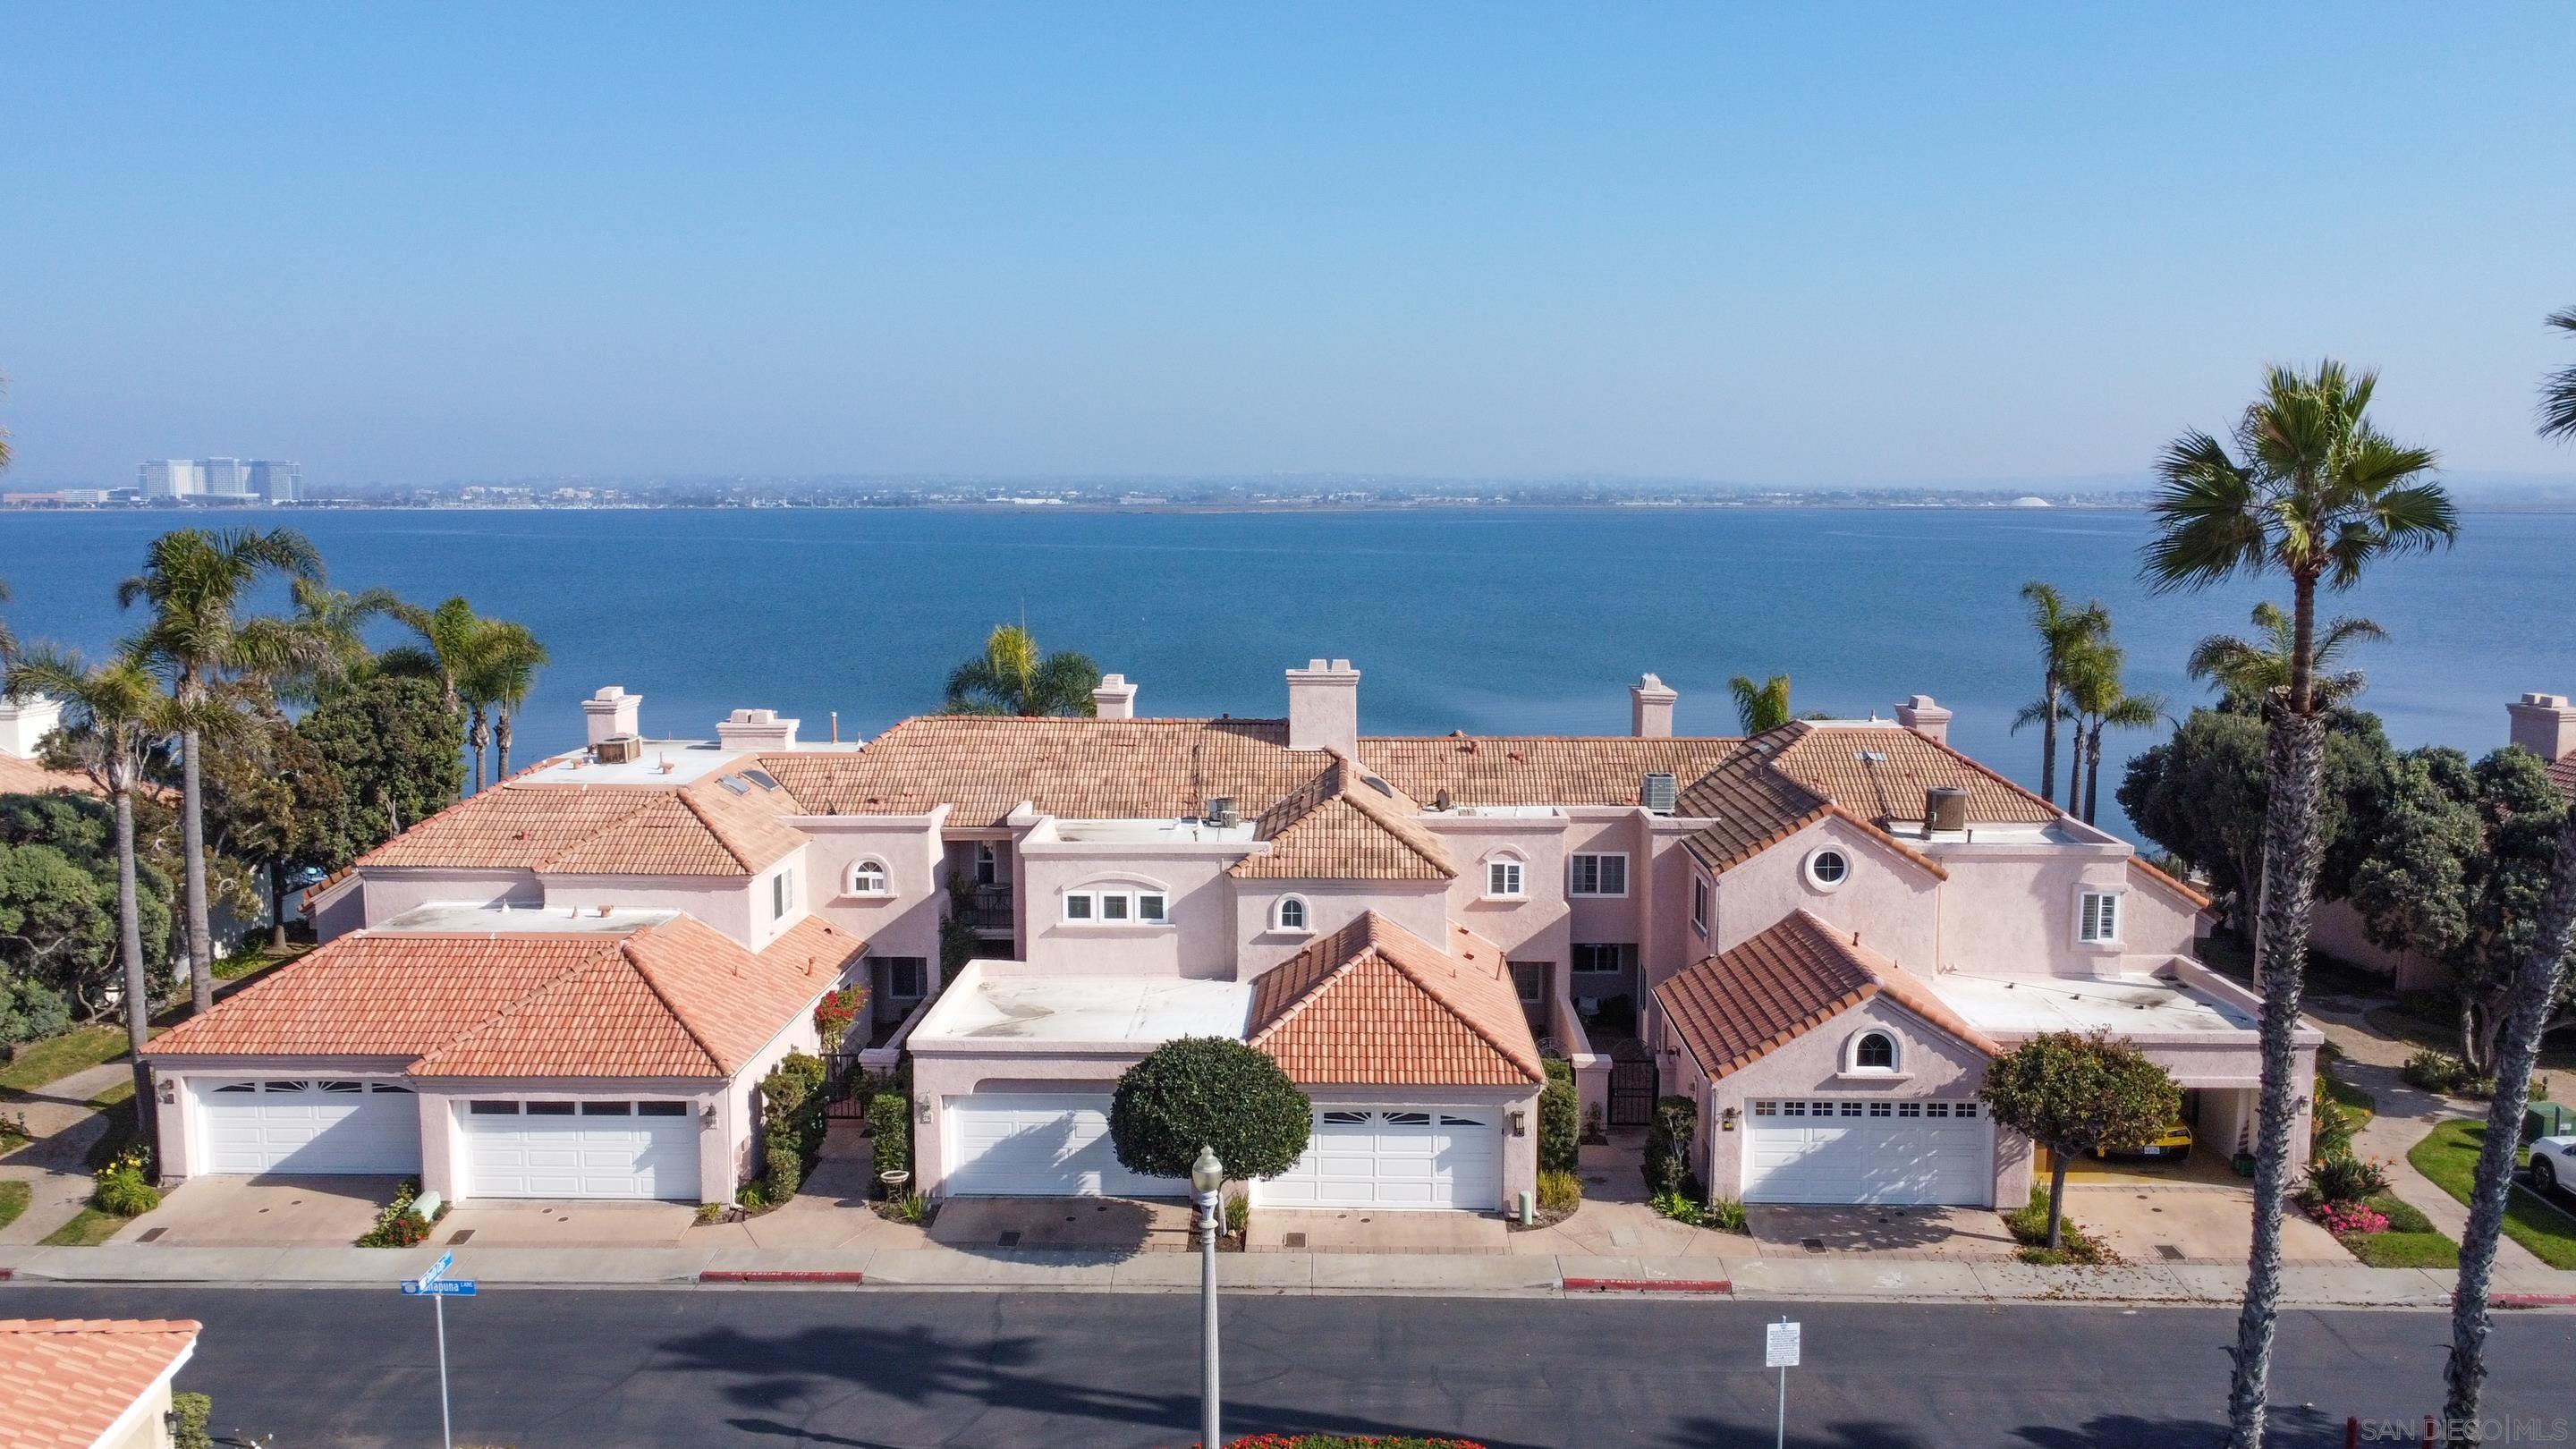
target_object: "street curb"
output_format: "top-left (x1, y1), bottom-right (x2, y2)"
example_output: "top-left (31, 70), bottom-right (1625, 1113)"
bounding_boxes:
top-left (1561, 1277), bottom-right (1733, 1294)
top-left (2492, 1293), bottom-right (2576, 1309)
top-left (699, 1270), bottom-right (867, 1285)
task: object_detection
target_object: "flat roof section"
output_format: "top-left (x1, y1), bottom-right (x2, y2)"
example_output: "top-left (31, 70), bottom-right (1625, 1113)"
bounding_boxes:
top-left (372, 902), bottom-right (682, 935)
top-left (517, 742), bottom-right (747, 786)
top-left (1928, 971), bottom-right (2258, 1037)
top-left (915, 971), bottom-right (1254, 1045)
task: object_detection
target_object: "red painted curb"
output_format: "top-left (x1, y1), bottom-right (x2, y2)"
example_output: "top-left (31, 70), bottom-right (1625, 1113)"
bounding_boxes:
top-left (2492, 1292), bottom-right (2576, 1309)
top-left (1560, 1277), bottom-right (1732, 1294)
top-left (699, 1270), bottom-right (867, 1284)
top-left (0, 1267), bottom-right (14, 1282)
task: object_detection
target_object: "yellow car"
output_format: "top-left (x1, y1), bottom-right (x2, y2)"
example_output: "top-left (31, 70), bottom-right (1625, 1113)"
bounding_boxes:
top-left (2094, 1123), bottom-right (2194, 1160)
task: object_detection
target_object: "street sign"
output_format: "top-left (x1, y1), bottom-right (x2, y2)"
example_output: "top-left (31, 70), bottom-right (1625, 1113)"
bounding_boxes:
top-left (1765, 1320), bottom-right (1801, 1368)
top-left (401, 1279), bottom-right (478, 1297)
top-left (419, 1250), bottom-right (454, 1288)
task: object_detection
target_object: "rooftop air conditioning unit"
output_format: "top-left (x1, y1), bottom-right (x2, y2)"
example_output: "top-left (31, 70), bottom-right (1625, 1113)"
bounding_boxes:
top-left (1925, 785), bottom-right (1969, 833)
top-left (1640, 773), bottom-right (1678, 814)
top-left (1206, 796), bottom-right (1240, 829)
top-left (596, 734), bottom-right (643, 765)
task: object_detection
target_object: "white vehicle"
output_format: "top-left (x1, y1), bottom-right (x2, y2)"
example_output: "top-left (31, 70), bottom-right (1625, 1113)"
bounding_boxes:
top-left (2529, 1135), bottom-right (2576, 1198)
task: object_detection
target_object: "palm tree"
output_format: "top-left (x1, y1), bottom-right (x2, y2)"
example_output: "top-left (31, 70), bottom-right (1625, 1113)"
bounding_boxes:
top-left (2018, 582), bottom-right (2109, 807)
top-left (388, 597), bottom-right (543, 790)
top-left (473, 622), bottom-right (548, 780)
top-left (943, 624), bottom-right (1100, 717)
top-left (277, 580), bottom-right (401, 704)
top-left (119, 527), bottom-right (329, 1015)
top-left (2062, 648), bottom-right (2165, 826)
top-left (2187, 602), bottom-right (2385, 711)
top-left (4, 646), bottom-right (194, 1146)
top-left (0, 578), bottom-right (15, 664)
top-left (2446, 309), bottom-right (2576, 1427)
top-left (1727, 674), bottom-right (1794, 735)
top-left (2143, 361), bottom-right (2455, 1449)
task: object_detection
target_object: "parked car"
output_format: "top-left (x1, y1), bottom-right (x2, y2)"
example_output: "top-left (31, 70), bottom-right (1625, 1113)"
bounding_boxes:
top-left (2529, 1135), bottom-right (2576, 1198)
top-left (2095, 1122), bottom-right (2194, 1160)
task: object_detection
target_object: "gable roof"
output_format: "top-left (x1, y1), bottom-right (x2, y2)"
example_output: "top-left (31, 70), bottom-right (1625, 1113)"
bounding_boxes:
top-left (1358, 735), bottom-right (1741, 808)
top-left (357, 774), bottom-right (801, 877)
top-left (1654, 909), bottom-right (2001, 1079)
top-left (1247, 912), bottom-right (1542, 1087)
top-left (1230, 755), bottom-right (1454, 881)
top-left (1676, 721), bottom-right (2055, 875)
top-left (145, 915), bottom-right (857, 1079)
top-left (0, 1318), bottom-right (199, 1449)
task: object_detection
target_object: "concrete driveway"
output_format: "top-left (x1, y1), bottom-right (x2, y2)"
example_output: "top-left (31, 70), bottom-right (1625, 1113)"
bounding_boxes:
top-left (1742, 1203), bottom-right (2022, 1259)
top-left (112, 1174), bottom-right (397, 1246)
top-left (929, 1196), bottom-right (1195, 1255)
top-left (2065, 1179), bottom-right (2351, 1265)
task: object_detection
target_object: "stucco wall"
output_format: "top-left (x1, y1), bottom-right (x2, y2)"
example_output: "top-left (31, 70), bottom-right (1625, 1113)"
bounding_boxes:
top-left (797, 817), bottom-right (947, 965)
top-left (358, 869), bottom-right (540, 928)
top-left (537, 872), bottom-right (759, 948)
top-left (1428, 818), bottom-right (1571, 963)
top-left (1928, 848), bottom-right (2131, 975)
top-left (2311, 897), bottom-right (2444, 991)
top-left (1713, 816), bottom-right (1942, 969)
top-left (1231, 878), bottom-right (1450, 979)
top-left (1018, 847), bottom-right (1242, 978)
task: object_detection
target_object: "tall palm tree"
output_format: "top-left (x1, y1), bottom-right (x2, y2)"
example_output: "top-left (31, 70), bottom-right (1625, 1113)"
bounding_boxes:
top-left (2062, 648), bottom-right (2165, 826)
top-left (2144, 361), bottom-right (2455, 1449)
top-left (119, 528), bottom-right (329, 1015)
top-left (0, 578), bottom-right (15, 664)
top-left (2187, 602), bottom-right (2385, 711)
top-left (4, 646), bottom-right (194, 1146)
top-left (943, 624), bottom-right (1100, 717)
top-left (473, 622), bottom-right (548, 780)
top-left (2018, 582), bottom-right (2108, 807)
top-left (1727, 674), bottom-right (1794, 735)
top-left (277, 580), bottom-right (401, 704)
top-left (2447, 308), bottom-right (2576, 1426)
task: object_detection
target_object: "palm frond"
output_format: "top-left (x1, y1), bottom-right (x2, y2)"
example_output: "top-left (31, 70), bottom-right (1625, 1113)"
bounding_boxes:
top-left (2543, 307), bottom-right (2576, 441)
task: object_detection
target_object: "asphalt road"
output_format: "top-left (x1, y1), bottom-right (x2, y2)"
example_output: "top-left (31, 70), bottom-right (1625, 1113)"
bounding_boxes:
top-left (6, 1286), bottom-right (2570, 1448)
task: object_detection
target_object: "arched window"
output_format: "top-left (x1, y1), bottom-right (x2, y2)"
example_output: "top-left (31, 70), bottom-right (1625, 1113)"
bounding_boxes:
top-left (1852, 1030), bottom-right (1897, 1072)
top-left (1275, 895), bottom-right (1309, 933)
top-left (849, 860), bottom-right (890, 895)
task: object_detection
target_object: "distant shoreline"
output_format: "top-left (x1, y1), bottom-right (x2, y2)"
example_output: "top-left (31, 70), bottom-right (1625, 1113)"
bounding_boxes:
top-left (10, 498), bottom-right (2576, 516)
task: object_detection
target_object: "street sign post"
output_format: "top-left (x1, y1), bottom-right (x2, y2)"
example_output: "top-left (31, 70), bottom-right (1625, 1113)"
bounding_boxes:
top-left (1765, 1318), bottom-right (1801, 1449)
top-left (403, 1250), bottom-right (466, 1449)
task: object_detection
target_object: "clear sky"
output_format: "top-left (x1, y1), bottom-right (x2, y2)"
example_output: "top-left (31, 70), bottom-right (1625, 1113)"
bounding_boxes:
top-left (4, 4), bottom-right (2572, 488)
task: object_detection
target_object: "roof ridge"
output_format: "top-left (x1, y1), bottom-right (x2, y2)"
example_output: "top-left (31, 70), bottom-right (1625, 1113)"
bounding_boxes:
top-left (412, 934), bottom-right (642, 1069)
top-left (1367, 926), bottom-right (1542, 1080)
top-left (615, 924), bottom-right (733, 1075)
top-left (674, 783), bottom-right (763, 870)
top-left (1248, 916), bottom-right (1383, 1045)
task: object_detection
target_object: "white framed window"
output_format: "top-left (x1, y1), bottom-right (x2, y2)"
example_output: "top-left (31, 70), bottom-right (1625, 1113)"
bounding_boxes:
top-left (1485, 857), bottom-right (1525, 899)
top-left (975, 843), bottom-right (999, 886)
top-left (1062, 886), bottom-right (1172, 926)
top-left (1847, 1030), bottom-right (1899, 1074)
top-left (1569, 852), bottom-right (1628, 897)
top-left (1063, 892), bottom-right (1095, 922)
top-left (1137, 892), bottom-right (1166, 922)
top-left (848, 859), bottom-right (891, 895)
top-left (1803, 848), bottom-right (1851, 891)
top-left (1690, 876), bottom-right (1709, 936)
top-left (1510, 961), bottom-right (1546, 1004)
top-left (772, 870), bottom-right (793, 919)
top-left (1273, 895), bottom-right (1310, 933)
top-left (2078, 890), bottom-right (2123, 945)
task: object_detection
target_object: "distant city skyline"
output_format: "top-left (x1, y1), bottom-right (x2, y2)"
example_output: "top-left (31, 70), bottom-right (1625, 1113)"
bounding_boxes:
top-left (3, 5), bottom-right (2573, 487)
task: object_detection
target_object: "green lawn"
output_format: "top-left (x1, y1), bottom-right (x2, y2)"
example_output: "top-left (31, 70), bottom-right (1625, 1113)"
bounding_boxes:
top-left (39, 1205), bottom-right (131, 1247)
top-left (0, 1025), bottom-right (131, 1094)
top-left (2338, 1193), bottom-right (2458, 1268)
top-left (2408, 1118), bottom-right (2576, 1270)
top-left (83, 1098), bottom-right (143, 1173)
top-left (2321, 1072), bottom-right (2377, 1131)
top-left (0, 1180), bottom-right (29, 1233)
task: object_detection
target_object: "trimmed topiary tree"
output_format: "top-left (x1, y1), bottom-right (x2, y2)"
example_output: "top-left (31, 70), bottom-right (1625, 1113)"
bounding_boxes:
top-left (868, 1091), bottom-right (911, 1199)
top-left (1109, 1036), bottom-right (1311, 1182)
top-left (1979, 1029), bottom-right (2182, 1250)
top-left (1538, 1058), bottom-right (1580, 1174)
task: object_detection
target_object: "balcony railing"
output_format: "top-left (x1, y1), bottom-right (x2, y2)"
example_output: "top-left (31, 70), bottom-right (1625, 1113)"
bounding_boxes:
top-left (962, 885), bottom-right (1015, 933)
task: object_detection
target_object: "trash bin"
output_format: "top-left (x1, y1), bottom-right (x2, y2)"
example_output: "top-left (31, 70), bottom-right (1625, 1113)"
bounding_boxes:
top-left (2523, 1102), bottom-right (2576, 1145)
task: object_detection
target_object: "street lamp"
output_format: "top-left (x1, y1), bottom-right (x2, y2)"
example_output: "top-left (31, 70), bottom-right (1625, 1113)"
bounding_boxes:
top-left (1191, 1143), bottom-right (1225, 1449)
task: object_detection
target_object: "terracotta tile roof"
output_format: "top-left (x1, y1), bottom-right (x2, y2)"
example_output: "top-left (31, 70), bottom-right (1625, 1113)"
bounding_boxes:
top-left (2129, 856), bottom-right (2213, 911)
top-left (2549, 750), bottom-right (2576, 803)
top-left (1248, 912), bottom-right (1542, 1087)
top-left (0, 1318), bottom-right (199, 1449)
top-left (1230, 755), bottom-right (1453, 881)
top-left (357, 773), bottom-right (800, 877)
top-left (145, 916), bottom-right (848, 1079)
top-left (1654, 909), bottom-right (2000, 1078)
top-left (1358, 735), bottom-right (1742, 808)
top-left (0, 753), bottom-right (101, 799)
top-left (1675, 722), bottom-right (2049, 876)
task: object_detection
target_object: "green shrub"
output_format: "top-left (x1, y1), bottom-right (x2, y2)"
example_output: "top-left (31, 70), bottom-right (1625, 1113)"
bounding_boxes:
top-left (90, 1147), bottom-right (159, 1217)
top-left (765, 1143), bottom-right (802, 1200)
top-left (1538, 1060), bottom-right (1580, 1174)
top-left (1109, 1037), bottom-right (1311, 1181)
top-left (2003, 1184), bottom-right (2109, 1265)
top-left (754, 1050), bottom-right (831, 1204)
top-left (1536, 1168), bottom-right (1582, 1215)
top-left (356, 1179), bottom-right (445, 1248)
top-left (869, 1090), bottom-right (911, 1198)
top-left (1649, 1189), bottom-right (1704, 1227)
top-left (2405, 1050), bottom-right (2473, 1095)
top-left (167, 1391), bottom-right (214, 1449)
top-left (1641, 1095), bottom-right (1698, 1197)
top-left (1704, 1196), bottom-right (1749, 1233)
top-left (694, 1202), bottom-right (730, 1225)
top-left (1225, 1191), bottom-right (1250, 1240)
top-left (2304, 1153), bottom-right (2390, 1208)
top-left (2309, 1081), bottom-right (2360, 1160)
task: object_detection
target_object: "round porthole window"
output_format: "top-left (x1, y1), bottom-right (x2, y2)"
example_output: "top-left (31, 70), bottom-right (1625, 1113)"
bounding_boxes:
top-left (1805, 848), bottom-right (1851, 890)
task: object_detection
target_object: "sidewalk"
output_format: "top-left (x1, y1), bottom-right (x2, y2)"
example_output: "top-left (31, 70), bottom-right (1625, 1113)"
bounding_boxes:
top-left (4, 1237), bottom-right (2570, 1309)
top-left (0, 1061), bottom-right (127, 1246)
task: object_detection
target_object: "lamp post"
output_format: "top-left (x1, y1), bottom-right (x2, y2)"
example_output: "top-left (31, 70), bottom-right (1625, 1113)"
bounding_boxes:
top-left (1191, 1143), bottom-right (1225, 1449)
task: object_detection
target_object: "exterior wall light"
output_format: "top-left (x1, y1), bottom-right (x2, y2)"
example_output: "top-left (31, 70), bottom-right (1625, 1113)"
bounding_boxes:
top-left (1720, 1106), bottom-right (1740, 1132)
top-left (699, 1103), bottom-right (718, 1129)
top-left (1508, 1108), bottom-right (1527, 1137)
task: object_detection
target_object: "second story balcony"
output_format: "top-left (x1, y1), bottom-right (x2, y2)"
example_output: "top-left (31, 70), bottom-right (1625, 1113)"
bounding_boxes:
top-left (962, 884), bottom-right (1016, 934)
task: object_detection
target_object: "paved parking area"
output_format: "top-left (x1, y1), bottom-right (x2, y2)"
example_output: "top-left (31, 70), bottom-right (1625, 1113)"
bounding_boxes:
top-left (1248, 1208), bottom-right (1508, 1254)
top-left (437, 1199), bottom-right (699, 1248)
top-left (1742, 1203), bottom-right (2022, 1259)
top-left (2069, 1181), bottom-right (2351, 1265)
top-left (929, 1196), bottom-right (1196, 1254)
top-left (113, 1174), bottom-right (396, 1246)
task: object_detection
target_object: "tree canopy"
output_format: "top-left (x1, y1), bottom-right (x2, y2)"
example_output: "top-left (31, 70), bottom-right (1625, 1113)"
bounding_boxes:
top-left (943, 625), bottom-right (1100, 717)
top-left (0, 792), bottom-right (175, 1033)
top-left (292, 674), bottom-right (466, 869)
top-left (1108, 1036), bottom-right (1312, 1182)
top-left (1980, 1030), bottom-right (2182, 1249)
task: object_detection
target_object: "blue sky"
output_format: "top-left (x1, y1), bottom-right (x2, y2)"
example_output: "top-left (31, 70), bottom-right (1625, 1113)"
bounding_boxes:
top-left (4, 4), bottom-right (2572, 487)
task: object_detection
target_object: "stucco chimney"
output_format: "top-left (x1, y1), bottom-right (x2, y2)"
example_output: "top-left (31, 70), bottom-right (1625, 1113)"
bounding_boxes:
top-left (0, 693), bottom-right (64, 759)
top-left (1895, 694), bottom-right (1953, 747)
top-left (1093, 673), bottom-right (1138, 720)
top-left (1630, 673), bottom-right (1678, 739)
top-left (716, 708), bottom-right (801, 753)
top-left (1286, 658), bottom-right (1360, 754)
top-left (582, 686), bottom-right (641, 747)
top-left (2507, 691), bottom-right (2576, 763)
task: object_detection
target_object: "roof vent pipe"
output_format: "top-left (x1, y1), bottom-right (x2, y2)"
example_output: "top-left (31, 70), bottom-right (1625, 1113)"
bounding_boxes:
top-left (1925, 786), bottom-right (1969, 834)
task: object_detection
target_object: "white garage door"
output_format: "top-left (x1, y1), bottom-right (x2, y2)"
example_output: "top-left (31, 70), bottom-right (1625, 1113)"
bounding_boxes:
top-left (1743, 1097), bottom-right (1992, 1206)
top-left (1262, 1108), bottom-right (1503, 1212)
top-left (201, 1079), bottom-right (423, 1175)
top-left (462, 1099), bottom-right (699, 1200)
top-left (946, 1093), bottom-right (1182, 1197)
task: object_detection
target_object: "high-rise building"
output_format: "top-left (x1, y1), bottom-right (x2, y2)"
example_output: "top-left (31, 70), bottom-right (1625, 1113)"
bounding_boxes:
top-left (140, 460), bottom-right (202, 499)
top-left (247, 460), bottom-right (301, 503)
top-left (197, 458), bottom-right (253, 496)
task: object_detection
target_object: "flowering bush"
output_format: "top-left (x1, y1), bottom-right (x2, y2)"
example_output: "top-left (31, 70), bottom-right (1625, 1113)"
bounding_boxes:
top-left (813, 984), bottom-right (870, 1045)
top-left (2305, 1152), bottom-right (2390, 1207)
top-left (2309, 1199), bottom-right (2390, 1236)
top-left (357, 1179), bottom-right (446, 1248)
top-left (91, 1146), bottom-right (160, 1217)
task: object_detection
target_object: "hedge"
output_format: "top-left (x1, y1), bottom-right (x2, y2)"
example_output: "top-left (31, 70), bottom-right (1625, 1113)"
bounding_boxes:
top-left (1538, 1059), bottom-right (1580, 1174)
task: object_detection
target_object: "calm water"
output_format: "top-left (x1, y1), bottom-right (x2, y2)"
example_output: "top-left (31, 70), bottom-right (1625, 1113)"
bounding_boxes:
top-left (3, 506), bottom-right (2569, 840)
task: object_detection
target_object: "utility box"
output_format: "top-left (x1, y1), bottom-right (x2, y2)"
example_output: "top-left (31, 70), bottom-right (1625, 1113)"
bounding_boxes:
top-left (2522, 1102), bottom-right (2576, 1145)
